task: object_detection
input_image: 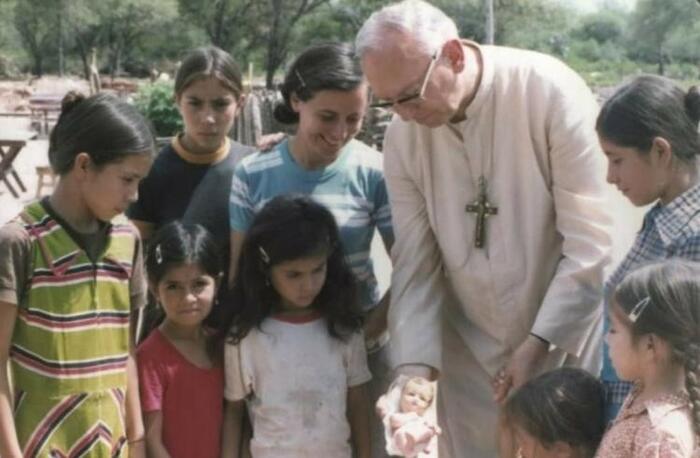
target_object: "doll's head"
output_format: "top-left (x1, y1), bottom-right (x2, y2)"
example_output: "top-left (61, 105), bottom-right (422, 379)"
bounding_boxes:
top-left (399, 377), bottom-right (434, 416)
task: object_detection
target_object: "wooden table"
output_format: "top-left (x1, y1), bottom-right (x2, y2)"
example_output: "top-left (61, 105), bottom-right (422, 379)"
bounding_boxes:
top-left (28, 94), bottom-right (63, 136)
top-left (0, 131), bottom-right (38, 198)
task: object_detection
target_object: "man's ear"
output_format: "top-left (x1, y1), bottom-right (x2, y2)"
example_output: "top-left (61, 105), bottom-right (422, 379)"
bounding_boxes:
top-left (442, 38), bottom-right (466, 73)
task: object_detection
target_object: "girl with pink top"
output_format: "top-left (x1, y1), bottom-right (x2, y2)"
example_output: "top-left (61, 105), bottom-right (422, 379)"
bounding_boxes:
top-left (137, 222), bottom-right (224, 458)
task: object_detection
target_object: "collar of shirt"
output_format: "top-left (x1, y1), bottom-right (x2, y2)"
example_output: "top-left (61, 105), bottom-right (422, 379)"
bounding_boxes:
top-left (617, 383), bottom-right (690, 426)
top-left (648, 183), bottom-right (700, 247)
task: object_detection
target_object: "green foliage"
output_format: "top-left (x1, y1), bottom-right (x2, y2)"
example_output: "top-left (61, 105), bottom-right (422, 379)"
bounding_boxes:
top-left (572, 11), bottom-right (624, 45)
top-left (626, 0), bottom-right (700, 74)
top-left (133, 81), bottom-right (182, 137)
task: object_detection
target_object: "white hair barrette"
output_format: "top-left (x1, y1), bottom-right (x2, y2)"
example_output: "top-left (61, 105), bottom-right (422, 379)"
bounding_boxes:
top-left (259, 246), bottom-right (270, 264)
top-left (155, 244), bottom-right (163, 264)
top-left (628, 296), bottom-right (651, 323)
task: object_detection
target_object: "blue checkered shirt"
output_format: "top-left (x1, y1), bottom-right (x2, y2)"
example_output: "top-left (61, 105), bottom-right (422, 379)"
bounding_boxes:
top-left (603, 183), bottom-right (700, 407)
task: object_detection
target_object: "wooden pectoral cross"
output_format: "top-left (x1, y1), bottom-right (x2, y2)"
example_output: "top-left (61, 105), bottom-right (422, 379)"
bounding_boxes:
top-left (465, 175), bottom-right (498, 248)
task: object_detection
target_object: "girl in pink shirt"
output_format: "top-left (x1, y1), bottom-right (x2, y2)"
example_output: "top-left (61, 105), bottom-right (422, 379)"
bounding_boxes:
top-left (597, 260), bottom-right (700, 458)
top-left (137, 222), bottom-right (224, 458)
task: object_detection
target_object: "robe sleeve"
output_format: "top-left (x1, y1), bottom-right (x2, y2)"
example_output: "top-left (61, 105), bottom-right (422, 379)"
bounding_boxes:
top-left (383, 123), bottom-right (449, 373)
top-left (530, 69), bottom-right (613, 358)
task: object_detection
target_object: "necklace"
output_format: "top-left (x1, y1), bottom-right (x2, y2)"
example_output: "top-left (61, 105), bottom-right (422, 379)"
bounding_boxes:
top-left (446, 121), bottom-right (498, 250)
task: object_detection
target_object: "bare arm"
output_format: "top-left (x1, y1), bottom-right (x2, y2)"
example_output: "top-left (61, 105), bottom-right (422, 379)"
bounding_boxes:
top-left (126, 311), bottom-right (146, 457)
top-left (221, 400), bottom-right (246, 458)
top-left (130, 220), bottom-right (155, 243)
top-left (143, 411), bottom-right (172, 458)
top-left (0, 302), bottom-right (21, 458)
top-left (228, 231), bottom-right (246, 288)
top-left (347, 383), bottom-right (371, 458)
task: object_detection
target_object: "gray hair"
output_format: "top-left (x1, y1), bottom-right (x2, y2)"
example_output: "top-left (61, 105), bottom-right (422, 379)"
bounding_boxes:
top-left (355, 0), bottom-right (459, 58)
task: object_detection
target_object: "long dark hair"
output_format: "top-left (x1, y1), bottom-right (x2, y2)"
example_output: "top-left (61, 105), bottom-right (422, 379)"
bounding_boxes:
top-left (613, 259), bottom-right (700, 438)
top-left (505, 367), bottom-right (605, 457)
top-left (274, 42), bottom-right (364, 124)
top-left (597, 75), bottom-right (700, 164)
top-left (218, 195), bottom-right (362, 346)
top-left (49, 91), bottom-right (154, 175)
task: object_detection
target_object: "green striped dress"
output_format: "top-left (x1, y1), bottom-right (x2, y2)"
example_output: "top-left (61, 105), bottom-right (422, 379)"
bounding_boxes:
top-left (10, 202), bottom-right (136, 457)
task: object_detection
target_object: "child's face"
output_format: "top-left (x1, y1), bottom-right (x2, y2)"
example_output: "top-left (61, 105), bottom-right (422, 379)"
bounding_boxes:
top-left (152, 262), bottom-right (217, 328)
top-left (270, 253), bottom-right (327, 314)
top-left (399, 380), bottom-right (433, 416)
top-left (177, 76), bottom-right (241, 155)
top-left (513, 426), bottom-right (575, 458)
top-left (82, 154), bottom-right (152, 222)
top-left (600, 136), bottom-right (668, 207)
top-left (605, 301), bottom-right (644, 381)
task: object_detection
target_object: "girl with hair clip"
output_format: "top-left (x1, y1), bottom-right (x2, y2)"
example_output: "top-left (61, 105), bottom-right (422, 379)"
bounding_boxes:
top-left (598, 75), bottom-right (700, 423)
top-left (137, 222), bottom-right (224, 458)
top-left (596, 259), bottom-right (700, 457)
top-left (228, 42), bottom-right (393, 454)
top-left (219, 194), bottom-right (372, 458)
top-left (128, 46), bottom-right (255, 328)
top-left (503, 367), bottom-right (605, 458)
top-left (0, 92), bottom-right (154, 457)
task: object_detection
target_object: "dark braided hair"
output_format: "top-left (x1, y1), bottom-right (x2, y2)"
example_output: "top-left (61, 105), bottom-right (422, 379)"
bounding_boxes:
top-left (614, 259), bottom-right (700, 437)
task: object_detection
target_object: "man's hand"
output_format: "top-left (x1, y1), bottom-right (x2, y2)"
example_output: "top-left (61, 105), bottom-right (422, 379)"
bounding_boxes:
top-left (492, 334), bottom-right (548, 404)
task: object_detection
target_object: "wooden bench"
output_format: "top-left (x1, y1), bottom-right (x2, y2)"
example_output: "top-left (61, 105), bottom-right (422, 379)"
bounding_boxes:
top-left (0, 131), bottom-right (38, 198)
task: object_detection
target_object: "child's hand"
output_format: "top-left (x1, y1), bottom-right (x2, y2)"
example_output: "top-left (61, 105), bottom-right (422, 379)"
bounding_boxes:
top-left (492, 335), bottom-right (548, 404)
top-left (127, 438), bottom-right (146, 458)
top-left (256, 132), bottom-right (286, 152)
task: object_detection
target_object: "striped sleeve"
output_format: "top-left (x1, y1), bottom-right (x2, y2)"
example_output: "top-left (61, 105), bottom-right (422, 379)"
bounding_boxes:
top-left (229, 161), bottom-right (255, 233)
top-left (371, 169), bottom-right (394, 242)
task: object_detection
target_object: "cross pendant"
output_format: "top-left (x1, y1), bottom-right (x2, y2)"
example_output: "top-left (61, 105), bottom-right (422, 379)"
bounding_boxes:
top-left (465, 175), bottom-right (498, 248)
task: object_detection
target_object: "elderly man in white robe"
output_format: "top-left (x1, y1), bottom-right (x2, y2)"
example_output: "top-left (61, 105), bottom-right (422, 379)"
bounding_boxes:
top-left (355, 1), bottom-right (613, 456)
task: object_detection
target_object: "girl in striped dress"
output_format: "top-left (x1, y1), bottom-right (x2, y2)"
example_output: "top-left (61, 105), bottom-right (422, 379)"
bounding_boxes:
top-left (0, 92), bottom-right (154, 457)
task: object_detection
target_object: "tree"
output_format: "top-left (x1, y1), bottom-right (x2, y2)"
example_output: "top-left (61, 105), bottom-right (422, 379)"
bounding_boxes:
top-left (627, 0), bottom-right (699, 75)
top-left (13, 0), bottom-right (57, 75)
top-left (573, 11), bottom-right (624, 45)
top-left (256, 0), bottom-right (330, 88)
top-left (101, 0), bottom-right (177, 77)
top-left (178, 0), bottom-right (256, 50)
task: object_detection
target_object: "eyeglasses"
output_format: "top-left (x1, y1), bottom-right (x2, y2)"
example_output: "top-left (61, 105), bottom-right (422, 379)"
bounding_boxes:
top-left (370, 51), bottom-right (439, 109)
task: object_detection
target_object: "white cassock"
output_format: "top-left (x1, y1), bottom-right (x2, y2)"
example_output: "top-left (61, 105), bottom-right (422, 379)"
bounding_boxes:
top-left (384, 41), bottom-right (613, 458)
